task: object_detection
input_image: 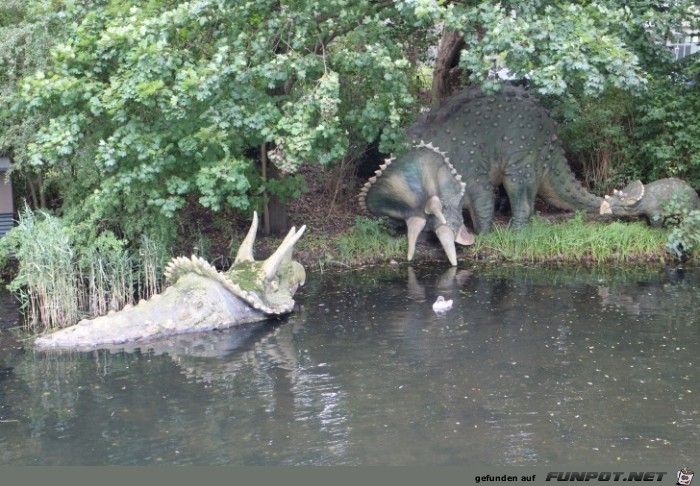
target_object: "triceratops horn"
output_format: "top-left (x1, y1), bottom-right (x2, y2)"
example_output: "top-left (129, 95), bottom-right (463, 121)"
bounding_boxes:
top-left (406, 216), bottom-right (427, 262)
top-left (261, 225), bottom-right (307, 281)
top-left (234, 211), bottom-right (259, 263)
top-left (424, 196), bottom-right (447, 225)
top-left (435, 225), bottom-right (458, 267)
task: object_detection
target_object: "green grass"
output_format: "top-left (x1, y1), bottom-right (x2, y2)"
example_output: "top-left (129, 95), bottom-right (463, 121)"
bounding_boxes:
top-left (331, 217), bottom-right (406, 267)
top-left (292, 213), bottom-right (679, 268)
top-left (468, 214), bottom-right (673, 264)
top-left (321, 216), bottom-right (408, 268)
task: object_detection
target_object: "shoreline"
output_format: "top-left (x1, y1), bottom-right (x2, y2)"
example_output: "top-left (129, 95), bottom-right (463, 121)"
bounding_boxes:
top-left (0, 213), bottom-right (686, 286)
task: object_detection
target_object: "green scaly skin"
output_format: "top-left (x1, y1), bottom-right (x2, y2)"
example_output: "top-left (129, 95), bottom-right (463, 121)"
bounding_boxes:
top-left (405, 84), bottom-right (603, 233)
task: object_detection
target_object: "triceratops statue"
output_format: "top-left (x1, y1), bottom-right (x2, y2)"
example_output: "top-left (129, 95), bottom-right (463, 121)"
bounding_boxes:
top-left (34, 212), bottom-right (306, 350)
top-left (600, 178), bottom-right (699, 226)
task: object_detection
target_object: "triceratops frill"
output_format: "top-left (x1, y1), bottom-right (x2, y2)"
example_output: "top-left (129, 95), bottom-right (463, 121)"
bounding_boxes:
top-left (34, 212), bottom-right (306, 350)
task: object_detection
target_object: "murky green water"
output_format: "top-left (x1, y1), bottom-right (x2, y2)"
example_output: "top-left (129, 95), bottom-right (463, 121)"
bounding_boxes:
top-left (0, 263), bottom-right (698, 465)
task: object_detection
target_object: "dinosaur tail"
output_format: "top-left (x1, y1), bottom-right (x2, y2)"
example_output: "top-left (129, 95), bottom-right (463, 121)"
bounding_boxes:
top-left (538, 146), bottom-right (603, 213)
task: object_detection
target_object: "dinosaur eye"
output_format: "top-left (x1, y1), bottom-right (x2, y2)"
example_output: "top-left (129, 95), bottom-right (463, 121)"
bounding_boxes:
top-left (270, 280), bottom-right (279, 291)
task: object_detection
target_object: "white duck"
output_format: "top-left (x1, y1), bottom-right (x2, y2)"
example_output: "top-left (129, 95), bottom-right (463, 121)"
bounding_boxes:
top-left (432, 296), bottom-right (453, 313)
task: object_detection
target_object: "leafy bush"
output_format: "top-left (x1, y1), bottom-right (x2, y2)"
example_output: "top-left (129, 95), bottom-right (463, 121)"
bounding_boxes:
top-left (666, 210), bottom-right (700, 259)
top-left (0, 1), bottom-right (420, 247)
top-left (550, 89), bottom-right (636, 191)
top-left (548, 53), bottom-right (700, 196)
top-left (632, 55), bottom-right (700, 187)
top-left (661, 195), bottom-right (700, 259)
top-left (0, 236), bottom-right (10, 273)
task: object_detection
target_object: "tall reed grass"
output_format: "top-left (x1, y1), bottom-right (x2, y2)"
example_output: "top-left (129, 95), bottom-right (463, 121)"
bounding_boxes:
top-left (3, 206), bottom-right (169, 332)
top-left (5, 207), bottom-right (81, 331)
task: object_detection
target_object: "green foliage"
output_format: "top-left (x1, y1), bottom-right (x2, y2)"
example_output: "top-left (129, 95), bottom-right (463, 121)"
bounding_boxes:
top-left (437, 1), bottom-right (689, 96)
top-left (662, 194), bottom-right (700, 258)
top-left (549, 88), bottom-right (636, 190)
top-left (0, 241), bottom-right (8, 272)
top-left (548, 54), bottom-right (700, 192)
top-left (632, 55), bottom-right (700, 187)
top-left (667, 210), bottom-right (700, 258)
top-left (0, 0), bottom-right (696, 251)
top-left (1, 0), bottom-right (422, 245)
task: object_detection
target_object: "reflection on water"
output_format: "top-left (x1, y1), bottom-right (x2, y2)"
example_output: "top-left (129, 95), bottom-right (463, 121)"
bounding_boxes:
top-left (0, 264), bottom-right (698, 465)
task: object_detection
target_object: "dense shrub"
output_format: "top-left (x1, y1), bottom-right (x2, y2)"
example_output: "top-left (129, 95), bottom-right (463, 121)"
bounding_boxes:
top-left (633, 55), bottom-right (700, 188)
top-left (551, 54), bottom-right (700, 193)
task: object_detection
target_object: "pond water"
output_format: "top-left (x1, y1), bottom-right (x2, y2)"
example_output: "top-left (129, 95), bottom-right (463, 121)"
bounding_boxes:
top-left (0, 263), bottom-right (698, 466)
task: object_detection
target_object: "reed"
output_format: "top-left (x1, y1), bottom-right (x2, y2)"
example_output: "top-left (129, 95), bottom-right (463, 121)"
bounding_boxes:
top-left (4, 206), bottom-right (170, 332)
top-left (79, 243), bottom-right (135, 317)
top-left (4, 206), bottom-right (81, 331)
top-left (138, 234), bottom-right (169, 299)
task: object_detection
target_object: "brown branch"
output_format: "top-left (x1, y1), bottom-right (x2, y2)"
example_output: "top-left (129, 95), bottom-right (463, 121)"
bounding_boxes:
top-left (260, 142), bottom-right (270, 235)
top-left (431, 29), bottom-right (466, 104)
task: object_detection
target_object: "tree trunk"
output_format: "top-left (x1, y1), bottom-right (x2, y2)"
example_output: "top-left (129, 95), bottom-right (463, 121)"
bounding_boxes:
top-left (431, 29), bottom-right (466, 105)
top-left (260, 144), bottom-right (289, 236)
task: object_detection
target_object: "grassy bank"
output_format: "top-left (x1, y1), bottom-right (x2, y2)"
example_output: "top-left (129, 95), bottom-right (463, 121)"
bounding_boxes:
top-left (467, 214), bottom-right (673, 264)
top-left (289, 213), bottom-right (679, 269)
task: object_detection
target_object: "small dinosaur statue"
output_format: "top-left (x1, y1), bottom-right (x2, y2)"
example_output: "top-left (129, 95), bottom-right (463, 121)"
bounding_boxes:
top-left (359, 84), bottom-right (603, 265)
top-left (600, 178), bottom-right (700, 226)
top-left (34, 212), bottom-right (307, 350)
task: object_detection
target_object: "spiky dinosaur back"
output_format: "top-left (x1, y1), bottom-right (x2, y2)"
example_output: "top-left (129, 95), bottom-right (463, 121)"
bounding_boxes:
top-left (407, 84), bottom-right (601, 216)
